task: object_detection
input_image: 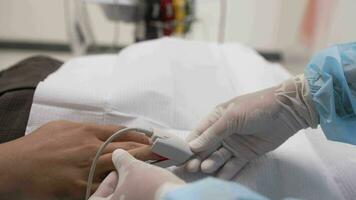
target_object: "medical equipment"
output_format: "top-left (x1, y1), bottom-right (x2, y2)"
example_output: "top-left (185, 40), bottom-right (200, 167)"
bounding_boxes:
top-left (151, 129), bottom-right (194, 165)
top-left (161, 0), bottom-right (175, 36)
top-left (91, 0), bottom-right (145, 22)
top-left (85, 127), bottom-right (193, 200)
top-left (65, 0), bottom-right (230, 55)
top-left (66, 0), bottom-right (196, 54)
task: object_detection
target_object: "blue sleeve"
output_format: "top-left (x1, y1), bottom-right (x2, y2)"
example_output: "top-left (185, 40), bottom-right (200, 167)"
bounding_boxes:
top-left (304, 42), bottom-right (356, 144)
top-left (161, 177), bottom-right (269, 200)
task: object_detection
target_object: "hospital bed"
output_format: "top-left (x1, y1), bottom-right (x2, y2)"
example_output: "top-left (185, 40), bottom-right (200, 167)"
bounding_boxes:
top-left (26, 38), bottom-right (356, 200)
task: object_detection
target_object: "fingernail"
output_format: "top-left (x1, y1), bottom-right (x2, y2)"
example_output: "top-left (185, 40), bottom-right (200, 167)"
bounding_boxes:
top-left (154, 153), bottom-right (168, 161)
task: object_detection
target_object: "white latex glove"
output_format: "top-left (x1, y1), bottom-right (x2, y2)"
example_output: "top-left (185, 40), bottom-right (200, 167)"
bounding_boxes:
top-left (185, 75), bottom-right (319, 179)
top-left (89, 149), bottom-right (185, 200)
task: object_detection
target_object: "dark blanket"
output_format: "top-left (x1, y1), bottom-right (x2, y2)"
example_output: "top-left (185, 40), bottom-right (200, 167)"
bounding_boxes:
top-left (0, 56), bottom-right (63, 143)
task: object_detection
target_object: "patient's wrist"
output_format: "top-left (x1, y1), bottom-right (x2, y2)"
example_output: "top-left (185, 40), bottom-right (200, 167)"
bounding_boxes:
top-left (0, 140), bottom-right (25, 198)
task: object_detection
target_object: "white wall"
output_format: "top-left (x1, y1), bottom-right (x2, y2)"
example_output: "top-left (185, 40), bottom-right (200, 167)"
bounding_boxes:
top-left (0, 0), bottom-right (135, 45)
top-left (327, 0), bottom-right (356, 47)
top-left (188, 0), bottom-right (306, 51)
top-left (0, 0), bottom-right (68, 43)
top-left (0, 0), bottom-right (355, 52)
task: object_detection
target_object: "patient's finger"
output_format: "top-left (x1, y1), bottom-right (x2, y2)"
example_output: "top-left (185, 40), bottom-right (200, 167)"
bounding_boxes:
top-left (93, 125), bottom-right (150, 144)
top-left (216, 157), bottom-right (248, 180)
top-left (96, 153), bottom-right (115, 176)
top-left (96, 145), bottom-right (162, 175)
top-left (112, 131), bottom-right (150, 144)
top-left (201, 147), bottom-right (232, 173)
top-left (128, 145), bottom-right (163, 161)
top-left (102, 142), bottom-right (146, 154)
top-left (95, 144), bottom-right (158, 178)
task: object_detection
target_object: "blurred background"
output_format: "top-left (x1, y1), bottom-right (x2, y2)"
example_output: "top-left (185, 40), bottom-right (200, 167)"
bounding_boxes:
top-left (0, 0), bottom-right (355, 74)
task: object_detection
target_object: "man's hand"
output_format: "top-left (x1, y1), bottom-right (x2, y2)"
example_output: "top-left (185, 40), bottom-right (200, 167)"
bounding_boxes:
top-left (0, 120), bottom-right (160, 200)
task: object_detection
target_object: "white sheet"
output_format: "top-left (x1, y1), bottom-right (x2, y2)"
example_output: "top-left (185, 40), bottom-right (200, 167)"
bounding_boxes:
top-left (26, 38), bottom-right (355, 200)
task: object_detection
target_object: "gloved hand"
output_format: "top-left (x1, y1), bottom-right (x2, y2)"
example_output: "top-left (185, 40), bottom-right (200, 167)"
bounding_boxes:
top-left (89, 149), bottom-right (185, 200)
top-left (185, 75), bottom-right (319, 179)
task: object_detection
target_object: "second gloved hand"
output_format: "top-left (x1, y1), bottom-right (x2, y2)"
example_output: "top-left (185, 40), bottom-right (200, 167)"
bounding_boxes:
top-left (89, 149), bottom-right (185, 200)
top-left (185, 75), bottom-right (319, 179)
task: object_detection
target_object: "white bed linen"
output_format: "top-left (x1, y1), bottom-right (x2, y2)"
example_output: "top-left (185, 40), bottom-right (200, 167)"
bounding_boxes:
top-left (26, 38), bottom-right (355, 200)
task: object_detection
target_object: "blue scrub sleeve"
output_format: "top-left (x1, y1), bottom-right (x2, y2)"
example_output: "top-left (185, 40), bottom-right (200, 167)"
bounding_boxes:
top-left (304, 42), bottom-right (356, 144)
top-left (161, 177), bottom-right (269, 200)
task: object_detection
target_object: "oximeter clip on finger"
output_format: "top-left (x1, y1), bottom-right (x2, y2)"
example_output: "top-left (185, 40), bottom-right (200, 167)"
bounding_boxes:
top-left (85, 127), bottom-right (194, 200)
top-left (150, 128), bottom-right (194, 167)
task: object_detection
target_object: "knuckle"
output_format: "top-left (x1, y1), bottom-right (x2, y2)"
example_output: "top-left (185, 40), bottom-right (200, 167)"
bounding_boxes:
top-left (81, 143), bottom-right (101, 153)
top-left (90, 143), bottom-right (101, 151)
top-left (81, 124), bottom-right (95, 132)
top-left (43, 120), bottom-right (65, 128)
top-left (53, 120), bottom-right (72, 125)
top-left (136, 135), bottom-right (149, 144)
top-left (79, 124), bottom-right (102, 136)
top-left (77, 159), bottom-right (92, 168)
top-left (124, 142), bottom-right (141, 149)
top-left (105, 124), bottom-right (123, 131)
top-left (71, 180), bottom-right (87, 198)
top-left (38, 120), bottom-right (73, 133)
top-left (48, 120), bottom-right (64, 125)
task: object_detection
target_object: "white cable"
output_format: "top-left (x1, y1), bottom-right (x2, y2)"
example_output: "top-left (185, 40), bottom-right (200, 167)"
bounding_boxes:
top-left (218, 0), bottom-right (227, 43)
top-left (85, 127), bottom-right (153, 200)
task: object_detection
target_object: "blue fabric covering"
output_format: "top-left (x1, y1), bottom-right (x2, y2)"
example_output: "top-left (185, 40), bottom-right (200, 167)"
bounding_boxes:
top-left (305, 42), bottom-right (356, 144)
top-left (162, 177), bottom-right (269, 200)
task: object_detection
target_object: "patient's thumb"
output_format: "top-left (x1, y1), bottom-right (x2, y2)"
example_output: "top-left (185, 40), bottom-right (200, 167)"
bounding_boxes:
top-left (112, 149), bottom-right (137, 171)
